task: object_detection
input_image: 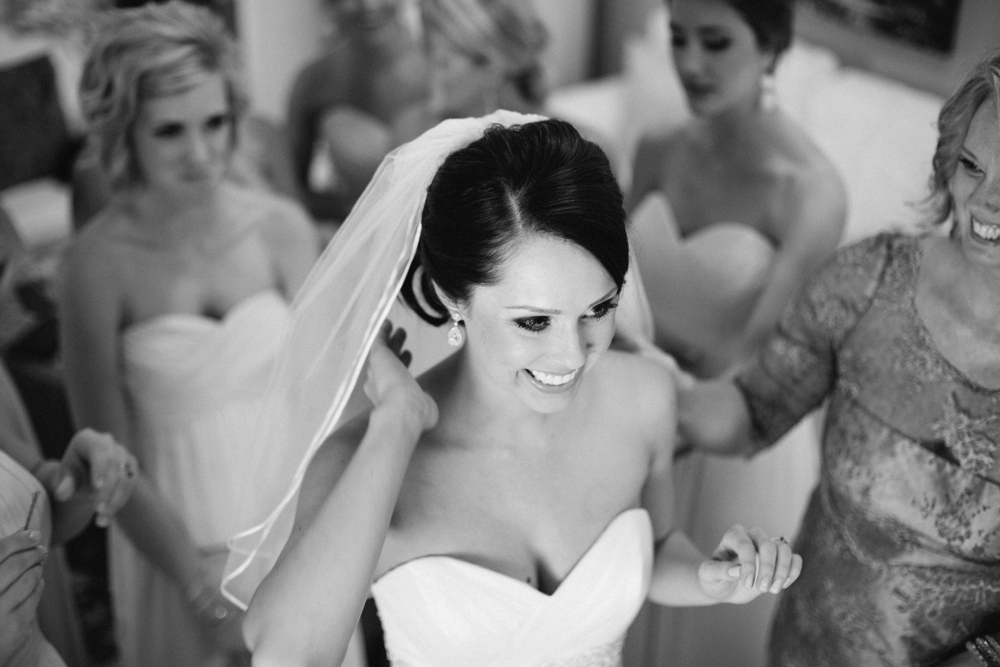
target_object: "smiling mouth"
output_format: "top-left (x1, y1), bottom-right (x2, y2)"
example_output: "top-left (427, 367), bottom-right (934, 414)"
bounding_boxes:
top-left (525, 368), bottom-right (580, 387)
top-left (971, 217), bottom-right (1000, 243)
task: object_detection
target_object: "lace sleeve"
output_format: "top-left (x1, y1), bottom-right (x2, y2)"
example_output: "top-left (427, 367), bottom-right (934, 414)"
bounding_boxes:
top-left (734, 233), bottom-right (896, 452)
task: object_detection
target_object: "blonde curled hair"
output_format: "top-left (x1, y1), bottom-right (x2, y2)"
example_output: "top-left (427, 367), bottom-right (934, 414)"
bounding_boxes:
top-left (926, 47), bottom-right (1000, 229)
top-left (79, 0), bottom-right (248, 191)
top-left (422, 0), bottom-right (549, 105)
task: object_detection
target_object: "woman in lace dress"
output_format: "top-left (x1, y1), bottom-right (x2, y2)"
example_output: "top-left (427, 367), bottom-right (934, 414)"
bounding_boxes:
top-left (57, 4), bottom-right (317, 666)
top-left (236, 112), bottom-right (802, 667)
top-left (677, 49), bottom-right (1000, 667)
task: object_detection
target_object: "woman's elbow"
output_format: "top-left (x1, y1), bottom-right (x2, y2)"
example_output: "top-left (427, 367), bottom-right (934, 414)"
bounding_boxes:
top-left (244, 599), bottom-right (345, 667)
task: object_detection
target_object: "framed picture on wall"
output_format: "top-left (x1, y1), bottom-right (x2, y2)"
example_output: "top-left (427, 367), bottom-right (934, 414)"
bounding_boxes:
top-left (802, 0), bottom-right (963, 54)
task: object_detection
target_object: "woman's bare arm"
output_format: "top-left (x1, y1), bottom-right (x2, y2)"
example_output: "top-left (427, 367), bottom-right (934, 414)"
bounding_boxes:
top-left (245, 331), bottom-right (437, 667)
top-left (739, 168), bottom-right (846, 358)
top-left (58, 236), bottom-right (212, 600)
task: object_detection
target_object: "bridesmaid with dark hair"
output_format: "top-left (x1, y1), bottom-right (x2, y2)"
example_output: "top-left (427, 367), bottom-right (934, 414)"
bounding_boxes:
top-left (622, 1), bottom-right (846, 664)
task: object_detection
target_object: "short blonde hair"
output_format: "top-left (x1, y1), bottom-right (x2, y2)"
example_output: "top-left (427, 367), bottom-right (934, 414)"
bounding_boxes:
top-left (79, 1), bottom-right (248, 191)
top-left (422, 0), bottom-right (549, 105)
top-left (926, 47), bottom-right (1000, 228)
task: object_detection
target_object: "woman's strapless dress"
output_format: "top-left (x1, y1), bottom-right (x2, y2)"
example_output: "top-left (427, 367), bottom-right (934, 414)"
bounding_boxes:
top-left (620, 195), bottom-right (821, 667)
top-left (112, 290), bottom-right (290, 667)
top-left (370, 508), bottom-right (653, 667)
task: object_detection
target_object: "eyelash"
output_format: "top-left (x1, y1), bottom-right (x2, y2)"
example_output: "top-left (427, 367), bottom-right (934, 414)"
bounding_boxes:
top-left (704, 38), bottom-right (732, 52)
top-left (959, 156), bottom-right (983, 175)
top-left (151, 115), bottom-right (230, 140)
top-left (669, 32), bottom-right (731, 52)
top-left (513, 300), bottom-right (619, 334)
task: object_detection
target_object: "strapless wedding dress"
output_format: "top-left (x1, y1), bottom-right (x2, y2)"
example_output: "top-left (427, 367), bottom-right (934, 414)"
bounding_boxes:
top-left (371, 508), bottom-right (653, 667)
top-left (621, 195), bottom-right (821, 667)
top-left (111, 290), bottom-right (290, 667)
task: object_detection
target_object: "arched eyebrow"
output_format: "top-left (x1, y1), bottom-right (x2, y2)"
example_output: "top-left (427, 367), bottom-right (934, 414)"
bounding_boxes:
top-left (504, 287), bottom-right (619, 314)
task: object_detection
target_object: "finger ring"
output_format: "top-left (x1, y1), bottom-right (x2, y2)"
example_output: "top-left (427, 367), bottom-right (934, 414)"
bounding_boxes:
top-left (776, 536), bottom-right (788, 544)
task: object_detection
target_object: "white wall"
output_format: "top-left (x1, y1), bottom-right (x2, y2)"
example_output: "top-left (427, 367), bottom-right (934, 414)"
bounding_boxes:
top-left (533, 0), bottom-right (599, 87)
top-left (792, 0), bottom-right (1000, 98)
top-left (236, 0), bottom-right (325, 120)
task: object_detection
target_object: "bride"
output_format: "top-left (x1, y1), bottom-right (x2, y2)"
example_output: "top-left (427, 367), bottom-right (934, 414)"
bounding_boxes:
top-left (230, 112), bottom-right (801, 666)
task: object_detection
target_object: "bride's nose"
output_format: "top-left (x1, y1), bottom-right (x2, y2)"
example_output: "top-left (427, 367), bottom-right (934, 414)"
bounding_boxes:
top-left (547, 322), bottom-right (590, 370)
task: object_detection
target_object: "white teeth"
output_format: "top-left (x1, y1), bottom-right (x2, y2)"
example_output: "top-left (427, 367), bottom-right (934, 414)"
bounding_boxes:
top-left (527, 368), bottom-right (579, 386)
top-left (972, 218), bottom-right (1000, 240)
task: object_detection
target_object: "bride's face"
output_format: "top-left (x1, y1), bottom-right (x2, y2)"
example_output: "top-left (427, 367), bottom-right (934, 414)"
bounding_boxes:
top-left (459, 234), bottom-right (619, 415)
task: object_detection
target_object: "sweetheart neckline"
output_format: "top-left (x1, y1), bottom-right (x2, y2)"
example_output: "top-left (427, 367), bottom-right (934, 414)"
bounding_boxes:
top-left (123, 289), bottom-right (286, 337)
top-left (373, 507), bottom-right (651, 598)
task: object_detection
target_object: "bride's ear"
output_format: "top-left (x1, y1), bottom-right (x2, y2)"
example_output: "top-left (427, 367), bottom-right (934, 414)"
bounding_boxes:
top-left (431, 282), bottom-right (467, 321)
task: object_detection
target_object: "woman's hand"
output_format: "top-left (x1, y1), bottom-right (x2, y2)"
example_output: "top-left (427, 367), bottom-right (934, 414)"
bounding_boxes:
top-left (364, 322), bottom-right (438, 433)
top-left (0, 530), bottom-right (47, 667)
top-left (937, 651), bottom-right (981, 667)
top-left (697, 525), bottom-right (802, 604)
top-left (34, 428), bottom-right (137, 528)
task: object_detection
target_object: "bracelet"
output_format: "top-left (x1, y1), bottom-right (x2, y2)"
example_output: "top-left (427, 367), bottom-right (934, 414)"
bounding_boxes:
top-left (967, 637), bottom-right (1000, 667)
top-left (184, 582), bottom-right (231, 628)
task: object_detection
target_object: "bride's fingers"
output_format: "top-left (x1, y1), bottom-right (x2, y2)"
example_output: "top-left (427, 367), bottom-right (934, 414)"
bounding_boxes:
top-left (785, 553), bottom-right (803, 589)
top-left (768, 536), bottom-right (794, 593)
top-left (716, 525), bottom-right (757, 590)
top-left (387, 322), bottom-right (407, 350)
top-left (748, 527), bottom-right (777, 592)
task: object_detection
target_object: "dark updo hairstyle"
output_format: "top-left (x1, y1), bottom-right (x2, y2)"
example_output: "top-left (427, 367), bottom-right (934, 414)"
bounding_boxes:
top-left (401, 118), bottom-right (628, 326)
top-left (925, 47), bottom-right (1000, 229)
top-left (726, 0), bottom-right (794, 68)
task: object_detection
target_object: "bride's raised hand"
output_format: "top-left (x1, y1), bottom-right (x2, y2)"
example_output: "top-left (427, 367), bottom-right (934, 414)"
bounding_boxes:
top-left (364, 321), bottom-right (438, 432)
top-left (697, 525), bottom-right (802, 604)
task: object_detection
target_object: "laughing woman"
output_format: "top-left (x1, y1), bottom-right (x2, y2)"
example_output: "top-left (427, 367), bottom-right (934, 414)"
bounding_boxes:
top-left (678, 49), bottom-right (1000, 667)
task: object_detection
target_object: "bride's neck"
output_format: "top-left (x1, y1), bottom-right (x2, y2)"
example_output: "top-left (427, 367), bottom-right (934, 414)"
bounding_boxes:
top-left (439, 351), bottom-right (561, 448)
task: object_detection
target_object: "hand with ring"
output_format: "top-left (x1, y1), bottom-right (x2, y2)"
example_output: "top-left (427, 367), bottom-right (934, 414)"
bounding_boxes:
top-left (697, 525), bottom-right (803, 604)
top-left (31, 429), bottom-right (138, 542)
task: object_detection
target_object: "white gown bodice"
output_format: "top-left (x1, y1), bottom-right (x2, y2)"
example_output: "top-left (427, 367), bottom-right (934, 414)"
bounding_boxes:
top-left (121, 288), bottom-right (290, 544)
top-left (371, 508), bottom-right (653, 667)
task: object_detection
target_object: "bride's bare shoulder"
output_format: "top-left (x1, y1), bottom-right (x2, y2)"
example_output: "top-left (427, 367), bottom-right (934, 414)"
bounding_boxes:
top-left (593, 350), bottom-right (677, 427)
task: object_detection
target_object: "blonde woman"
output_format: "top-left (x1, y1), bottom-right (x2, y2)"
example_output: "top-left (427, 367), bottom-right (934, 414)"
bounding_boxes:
top-left (59, 4), bottom-right (317, 666)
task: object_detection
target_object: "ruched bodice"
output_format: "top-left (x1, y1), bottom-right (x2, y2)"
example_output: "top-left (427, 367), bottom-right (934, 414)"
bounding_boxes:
top-left (625, 193), bottom-right (774, 377)
top-left (113, 289), bottom-right (290, 667)
top-left (121, 289), bottom-right (289, 544)
top-left (371, 508), bottom-right (653, 667)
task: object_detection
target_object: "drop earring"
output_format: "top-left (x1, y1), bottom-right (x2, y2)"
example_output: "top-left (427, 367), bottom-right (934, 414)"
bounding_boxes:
top-left (447, 312), bottom-right (464, 347)
top-left (760, 72), bottom-right (778, 112)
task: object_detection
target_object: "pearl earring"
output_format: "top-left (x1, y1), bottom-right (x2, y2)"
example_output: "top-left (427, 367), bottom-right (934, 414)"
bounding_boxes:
top-left (447, 312), bottom-right (464, 347)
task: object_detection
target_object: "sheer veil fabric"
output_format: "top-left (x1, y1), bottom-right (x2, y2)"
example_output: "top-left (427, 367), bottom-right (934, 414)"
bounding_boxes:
top-left (222, 110), bottom-right (545, 609)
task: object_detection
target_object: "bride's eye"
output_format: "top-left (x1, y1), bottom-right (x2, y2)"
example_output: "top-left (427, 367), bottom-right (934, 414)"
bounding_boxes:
top-left (587, 299), bottom-right (619, 321)
top-left (515, 316), bottom-right (549, 333)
